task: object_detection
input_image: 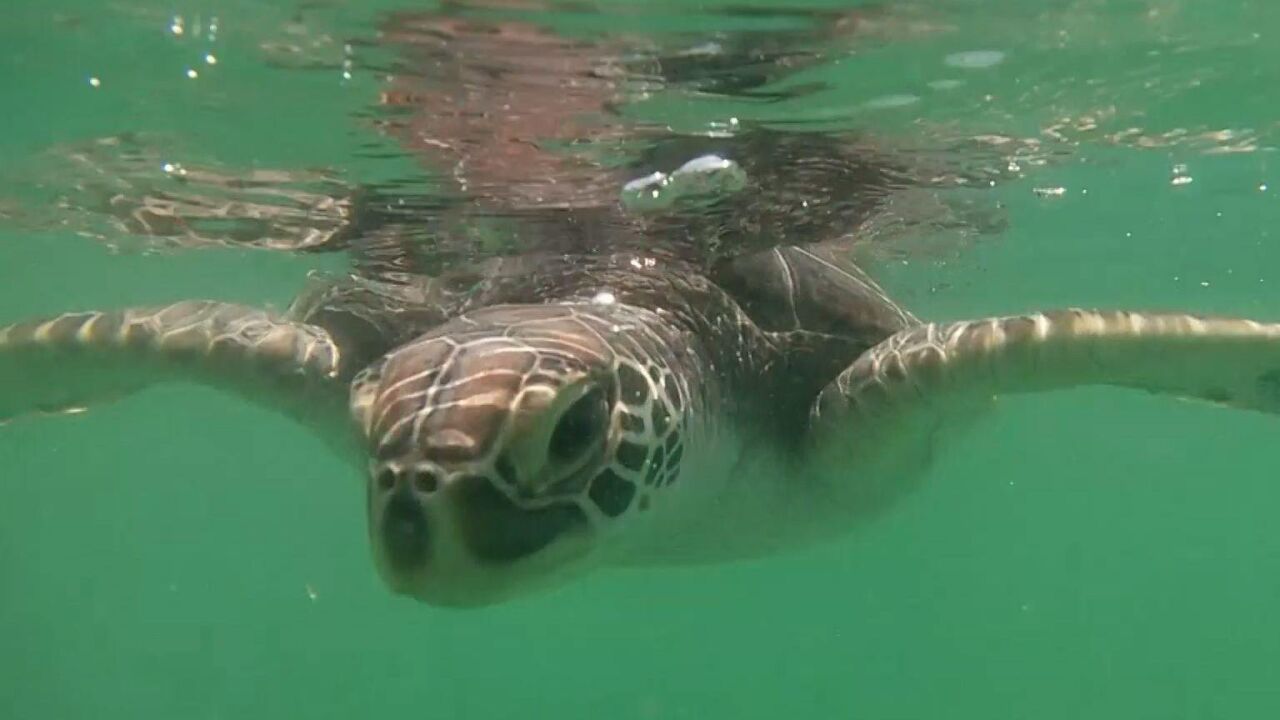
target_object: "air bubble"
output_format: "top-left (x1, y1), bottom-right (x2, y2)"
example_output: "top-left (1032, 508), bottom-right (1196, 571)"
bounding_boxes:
top-left (865, 93), bottom-right (920, 109)
top-left (944, 50), bottom-right (1005, 69)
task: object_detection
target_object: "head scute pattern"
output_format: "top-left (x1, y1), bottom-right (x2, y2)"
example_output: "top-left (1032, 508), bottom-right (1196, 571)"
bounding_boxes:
top-left (349, 301), bottom-right (698, 587)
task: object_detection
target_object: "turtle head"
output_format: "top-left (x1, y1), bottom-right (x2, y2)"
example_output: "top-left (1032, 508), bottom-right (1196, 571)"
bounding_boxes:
top-left (349, 304), bottom-right (685, 607)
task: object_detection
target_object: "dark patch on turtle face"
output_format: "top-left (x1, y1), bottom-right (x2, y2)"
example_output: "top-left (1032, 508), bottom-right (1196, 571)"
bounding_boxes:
top-left (409, 468), bottom-right (440, 493)
top-left (664, 432), bottom-right (679, 454)
top-left (616, 441), bottom-right (648, 473)
top-left (617, 363), bottom-right (648, 405)
top-left (651, 402), bottom-right (671, 436)
top-left (647, 366), bottom-right (661, 383)
top-left (666, 443), bottom-right (684, 474)
top-left (620, 412), bottom-right (645, 434)
top-left (548, 386), bottom-right (609, 463)
top-left (494, 454), bottom-right (520, 488)
top-left (663, 372), bottom-right (683, 412)
top-left (375, 466), bottom-right (398, 492)
top-left (381, 492), bottom-right (430, 572)
top-left (644, 454), bottom-right (664, 486)
top-left (666, 465), bottom-right (681, 485)
top-left (589, 469), bottom-right (636, 517)
top-left (453, 475), bottom-right (587, 564)
top-left (638, 495), bottom-right (651, 512)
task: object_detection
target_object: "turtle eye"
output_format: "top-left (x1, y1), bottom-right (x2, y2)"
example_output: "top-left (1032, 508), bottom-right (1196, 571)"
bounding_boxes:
top-left (548, 386), bottom-right (608, 463)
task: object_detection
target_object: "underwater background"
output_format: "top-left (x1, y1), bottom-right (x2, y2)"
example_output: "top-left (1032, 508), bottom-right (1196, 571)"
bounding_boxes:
top-left (4, 1), bottom-right (1280, 717)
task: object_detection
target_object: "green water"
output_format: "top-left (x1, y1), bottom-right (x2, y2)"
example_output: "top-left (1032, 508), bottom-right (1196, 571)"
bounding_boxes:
top-left (5, 1), bottom-right (1280, 717)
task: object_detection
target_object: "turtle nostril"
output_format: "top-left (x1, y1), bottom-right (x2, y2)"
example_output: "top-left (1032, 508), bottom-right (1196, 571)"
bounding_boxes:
top-left (375, 467), bottom-right (397, 492)
top-left (411, 469), bottom-right (440, 494)
top-left (381, 493), bottom-right (430, 572)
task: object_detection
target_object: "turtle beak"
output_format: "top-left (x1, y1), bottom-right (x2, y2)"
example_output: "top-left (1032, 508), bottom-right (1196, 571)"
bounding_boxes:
top-left (367, 471), bottom-right (597, 607)
top-left (366, 473), bottom-right (435, 597)
top-left (379, 489), bottom-right (431, 575)
top-left (447, 475), bottom-right (591, 564)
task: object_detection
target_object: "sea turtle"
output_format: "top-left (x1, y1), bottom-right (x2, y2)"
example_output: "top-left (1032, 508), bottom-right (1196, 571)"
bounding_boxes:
top-left (6, 6), bottom-right (1280, 608)
top-left (6, 227), bottom-right (1280, 607)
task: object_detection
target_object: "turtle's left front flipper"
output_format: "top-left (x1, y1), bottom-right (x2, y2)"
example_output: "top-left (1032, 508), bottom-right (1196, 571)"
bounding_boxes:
top-left (808, 310), bottom-right (1280, 510)
top-left (0, 301), bottom-right (359, 461)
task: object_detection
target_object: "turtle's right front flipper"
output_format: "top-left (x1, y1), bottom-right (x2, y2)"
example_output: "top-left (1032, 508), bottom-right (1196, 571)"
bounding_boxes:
top-left (0, 301), bottom-right (360, 461)
top-left (807, 310), bottom-right (1280, 513)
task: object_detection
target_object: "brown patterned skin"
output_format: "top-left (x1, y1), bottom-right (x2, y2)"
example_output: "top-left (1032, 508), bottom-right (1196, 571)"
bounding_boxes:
top-left (347, 301), bottom-right (714, 604)
top-left (797, 309), bottom-right (1280, 539)
top-left (0, 301), bottom-right (355, 453)
top-left (334, 252), bottom-right (813, 604)
top-left (9, 274), bottom-right (1280, 604)
top-left (1, 249), bottom-right (894, 606)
